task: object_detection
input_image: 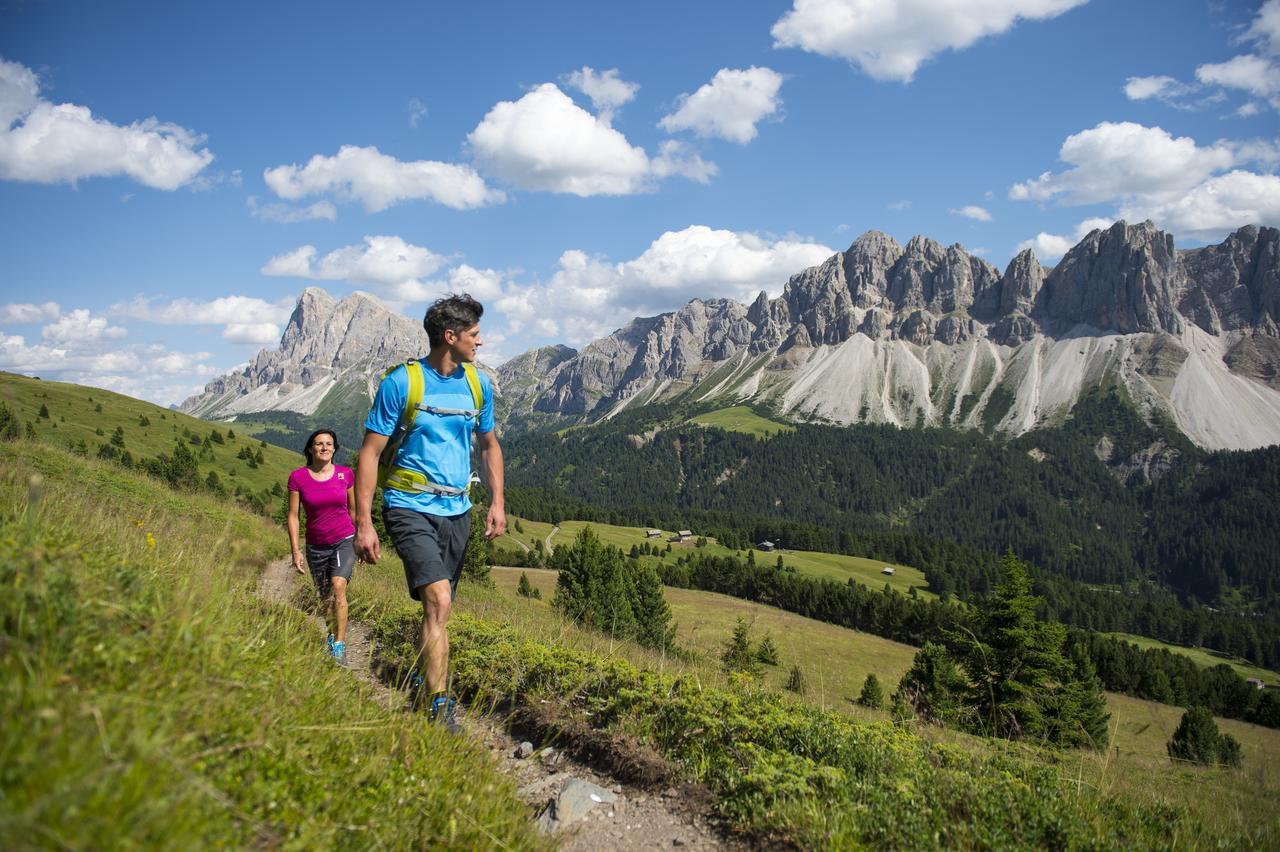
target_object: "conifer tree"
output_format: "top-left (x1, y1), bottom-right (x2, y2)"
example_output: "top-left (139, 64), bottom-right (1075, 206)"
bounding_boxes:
top-left (721, 618), bottom-right (761, 677)
top-left (858, 673), bottom-right (885, 709)
top-left (517, 572), bottom-right (541, 599)
top-left (462, 502), bottom-right (493, 586)
top-left (631, 563), bottom-right (674, 650)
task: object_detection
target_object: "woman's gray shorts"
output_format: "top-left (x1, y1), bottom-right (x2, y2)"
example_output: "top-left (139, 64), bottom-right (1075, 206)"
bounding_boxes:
top-left (383, 507), bottom-right (471, 601)
top-left (305, 535), bottom-right (355, 597)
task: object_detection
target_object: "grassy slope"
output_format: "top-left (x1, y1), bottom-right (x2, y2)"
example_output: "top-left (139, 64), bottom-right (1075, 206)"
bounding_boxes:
top-left (687, 405), bottom-right (795, 438)
top-left (0, 371), bottom-right (302, 496)
top-left (1105, 632), bottom-right (1280, 684)
top-left (0, 440), bottom-right (542, 850)
top-left (509, 517), bottom-right (934, 598)
top-left (492, 566), bottom-right (1280, 844)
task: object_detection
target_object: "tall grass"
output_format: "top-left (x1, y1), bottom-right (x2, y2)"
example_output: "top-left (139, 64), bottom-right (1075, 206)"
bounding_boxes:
top-left (0, 441), bottom-right (544, 850)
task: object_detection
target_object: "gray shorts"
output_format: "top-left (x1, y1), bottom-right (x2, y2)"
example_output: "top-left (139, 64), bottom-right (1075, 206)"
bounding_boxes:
top-left (305, 535), bottom-right (355, 597)
top-left (383, 507), bottom-right (471, 601)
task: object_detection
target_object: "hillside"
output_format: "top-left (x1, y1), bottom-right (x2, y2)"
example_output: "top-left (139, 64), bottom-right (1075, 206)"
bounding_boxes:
top-left (0, 371), bottom-right (303, 512)
top-left (499, 388), bottom-right (1280, 669)
top-left (478, 565), bottom-right (1279, 844)
top-left (0, 440), bottom-right (539, 849)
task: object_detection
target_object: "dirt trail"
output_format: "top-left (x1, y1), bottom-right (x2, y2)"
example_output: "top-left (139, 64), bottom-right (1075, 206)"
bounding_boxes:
top-left (258, 557), bottom-right (735, 850)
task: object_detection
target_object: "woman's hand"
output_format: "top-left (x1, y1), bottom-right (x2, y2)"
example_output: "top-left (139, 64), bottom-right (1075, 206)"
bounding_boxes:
top-left (292, 550), bottom-right (305, 574)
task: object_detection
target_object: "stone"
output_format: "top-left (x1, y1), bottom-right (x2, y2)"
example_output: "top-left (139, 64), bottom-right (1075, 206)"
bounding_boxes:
top-left (515, 741), bottom-right (534, 759)
top-left (534, 778), bottom-right (618, 833)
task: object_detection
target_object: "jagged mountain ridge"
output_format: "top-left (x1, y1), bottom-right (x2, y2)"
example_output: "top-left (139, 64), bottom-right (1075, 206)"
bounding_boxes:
top-left (180, 287), bottom-right (432, 419)
top-left (498, 222), bottom-right (1280, 450)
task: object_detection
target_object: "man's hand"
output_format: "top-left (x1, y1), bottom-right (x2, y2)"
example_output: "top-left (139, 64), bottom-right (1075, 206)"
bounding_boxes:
top-left (354, 430), bottom-right (390, 565)
top-left (485, 503), bottom-right (506, 540)
top-left (355, 523), bottom-right (381, 564)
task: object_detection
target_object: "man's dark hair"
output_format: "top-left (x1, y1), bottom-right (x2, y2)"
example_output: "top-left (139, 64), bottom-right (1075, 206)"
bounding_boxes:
top-left (424, 293), bottom-right (484, 348)
top-left (302, 429), bottom-right (339, 467)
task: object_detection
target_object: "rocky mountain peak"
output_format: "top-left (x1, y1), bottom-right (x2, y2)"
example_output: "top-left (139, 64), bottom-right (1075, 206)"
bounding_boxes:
top-left (1038, 220), bottom-right (1185, 334)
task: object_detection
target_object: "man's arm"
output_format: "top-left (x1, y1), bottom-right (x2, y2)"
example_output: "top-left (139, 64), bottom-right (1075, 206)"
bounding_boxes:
top-left (354, 430), bottom-right (389, 563)
top-left (477, 429), bottom-right (506, 539)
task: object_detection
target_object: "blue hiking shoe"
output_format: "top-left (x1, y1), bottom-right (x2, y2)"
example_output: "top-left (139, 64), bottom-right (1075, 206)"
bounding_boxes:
top-left (406, 672), bottom-right (427, 709)
top-left (332, 640), bottom-right (346, 666)
top-left (429, 694), bottom-right (462, 734)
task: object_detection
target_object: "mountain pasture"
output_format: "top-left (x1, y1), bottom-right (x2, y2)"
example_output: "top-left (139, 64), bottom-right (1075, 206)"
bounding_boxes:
top-left (491, 566), bottom-right (1280, 841)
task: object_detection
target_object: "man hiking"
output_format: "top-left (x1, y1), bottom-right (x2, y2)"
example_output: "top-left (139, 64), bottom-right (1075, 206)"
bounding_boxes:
top-left (354, 293), bottom-right (505, 732)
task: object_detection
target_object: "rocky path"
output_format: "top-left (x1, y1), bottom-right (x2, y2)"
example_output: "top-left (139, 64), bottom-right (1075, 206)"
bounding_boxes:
top-left (257, 558), bottom-right (735, 850)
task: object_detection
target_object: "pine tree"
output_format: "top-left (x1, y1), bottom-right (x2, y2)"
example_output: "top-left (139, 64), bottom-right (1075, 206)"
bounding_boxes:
top-left (785, 665), bottom-right (807, 694)
top-left (755, 635), bottom-right (780, 666)
top-left (517, 572), bottom-right (541, 599)
top-left (630, 563), bottom-right (674, 650)
top-left (721, 618), bottom-right (761, 677)
top-left (1168, 706), bottom-right (1242, 767)
top-left (951, 551), bottom-right (1108, 744)
top-left (858, 673), bottom-right (885, 709)
top-left (896, 642), bottom-right (967, 726)
top-left (38, 403), bottom-right (49, 419)
top-left (461, 502), bottom-right (493, 586)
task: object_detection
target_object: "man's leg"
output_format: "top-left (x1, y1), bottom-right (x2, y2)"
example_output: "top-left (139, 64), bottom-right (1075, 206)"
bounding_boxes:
top-left (417, 578), bottom-right (453, 693)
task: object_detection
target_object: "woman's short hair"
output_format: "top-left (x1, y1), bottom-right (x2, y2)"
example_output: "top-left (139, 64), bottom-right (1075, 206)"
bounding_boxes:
top-left (302, 429), bottom-right (339, 466)
top-left (424, 293), bottom-right (484, 348)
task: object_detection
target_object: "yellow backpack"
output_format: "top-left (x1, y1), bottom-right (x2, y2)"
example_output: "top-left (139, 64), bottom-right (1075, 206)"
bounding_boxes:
top-left (376, 360), bottom-right (485, 496)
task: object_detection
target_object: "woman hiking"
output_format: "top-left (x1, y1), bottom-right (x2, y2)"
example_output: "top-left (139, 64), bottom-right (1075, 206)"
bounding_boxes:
top-left (287, 429), bottom-right (357, 664)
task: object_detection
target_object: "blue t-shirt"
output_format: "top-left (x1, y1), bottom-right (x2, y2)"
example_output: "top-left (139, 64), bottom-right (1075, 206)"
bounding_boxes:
top-left (365, 360), bottom-right (494, 517)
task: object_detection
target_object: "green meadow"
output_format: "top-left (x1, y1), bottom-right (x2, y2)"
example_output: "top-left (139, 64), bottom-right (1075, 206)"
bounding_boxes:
top-left (502, 516), bottom-right (933, 598)
top-left (0, 440), bottom-right (543, 850)
top-left (6, 371), bottom-right (1279, 848)
top-left (492, 566), bottom-right (1280, 844)
top-left (0, 371), bottom-right (303, 496)
top-left (687, 405), bottom-right (795, 438)
top-left (1105, 632), bottom-right (1280, 684)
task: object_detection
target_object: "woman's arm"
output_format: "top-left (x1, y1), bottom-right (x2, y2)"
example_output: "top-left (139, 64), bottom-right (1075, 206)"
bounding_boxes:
top-left (287, 489), bottom-right (305, 574)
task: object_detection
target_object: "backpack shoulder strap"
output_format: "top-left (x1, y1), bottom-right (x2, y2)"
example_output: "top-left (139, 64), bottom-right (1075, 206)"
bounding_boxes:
top-left (402, 360), bottom-right (426, 427)
top-left (461, 362), bottom-right (485, 412)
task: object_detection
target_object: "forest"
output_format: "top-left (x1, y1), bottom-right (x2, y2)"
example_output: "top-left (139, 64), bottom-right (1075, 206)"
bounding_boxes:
top-left (501, 387), bottom-right (1280, 669)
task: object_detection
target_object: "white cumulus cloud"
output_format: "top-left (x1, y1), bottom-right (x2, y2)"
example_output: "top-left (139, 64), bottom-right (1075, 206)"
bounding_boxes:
top-left (1196, 53), bottom-right (1280, 107)
top-left (1010, 121), bottom-right (1279, 242)
top-left (0, 57), bottom-right (213, 189)
top-left (0, 301), bottom-right (60, 324)
top-left (949, 205), bottom-right (992, 221)
top-left (1119, 171), bottom-right (1280, 241)
top-left (659, 67), bottom-right (784, 144)
top-left (41, 309), bottom-right (127, 346)
top-left (1009, 121), bottom-right (1235, 205)
top-left (263, 144), bottom-right (505, 212)
top-left (563, 67), bottom-right (639, 125)
top-left (111, 294), bottom-right (295, 344)
top-left (469, 83), bottom-right (654, 196)
top-left (497, 226), bottom-right (833, 344)
top-left (261, 236), bottom-right (451, 303)
top-left (1015, 217), bottom-right (1113, 262)
top-left (1123, 74), bottom-right (1197, 104)
top-left (771, 0), bottom-right (1088, 83)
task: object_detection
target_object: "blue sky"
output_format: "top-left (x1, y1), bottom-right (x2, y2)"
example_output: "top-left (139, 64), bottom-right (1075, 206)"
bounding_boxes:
top-left (1, 0), bottom-right (1277, 405)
